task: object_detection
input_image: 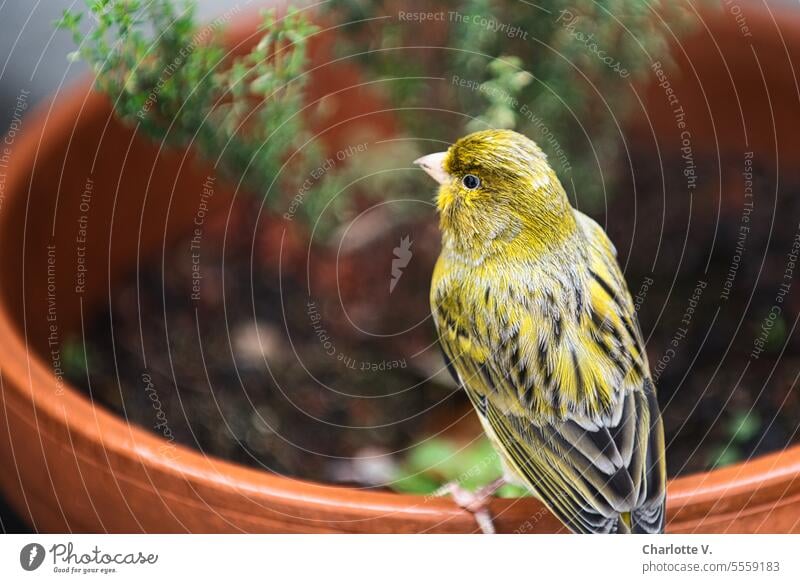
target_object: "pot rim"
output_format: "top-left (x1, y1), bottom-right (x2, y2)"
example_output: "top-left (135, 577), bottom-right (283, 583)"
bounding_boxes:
top-left (2, 3), bottom-right (800, 532)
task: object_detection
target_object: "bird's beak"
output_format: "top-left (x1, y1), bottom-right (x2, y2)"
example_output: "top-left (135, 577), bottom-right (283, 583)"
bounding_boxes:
top-left (414, 152), bottom-right (450, 185)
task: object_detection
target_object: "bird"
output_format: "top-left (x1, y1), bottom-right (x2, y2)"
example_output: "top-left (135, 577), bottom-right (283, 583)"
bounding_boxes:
top-left (414, 129), bottom-right (666, 534)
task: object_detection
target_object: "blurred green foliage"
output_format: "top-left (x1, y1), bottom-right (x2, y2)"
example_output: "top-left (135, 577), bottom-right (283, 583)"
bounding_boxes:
top-left (57, 0), bottom-right (342, 226)
top-left (708, 410), bottom-right (763, 469)
top-left (61, 337), bottom-right (88, 377)
top-left (392, 437), bottom-right (528, 497)
top-left (764, 312), bottom-right (788, 353)
top-left (56, 0), bottom-right (697, 227)
top-left (326, 0), bottom-right (694, 208)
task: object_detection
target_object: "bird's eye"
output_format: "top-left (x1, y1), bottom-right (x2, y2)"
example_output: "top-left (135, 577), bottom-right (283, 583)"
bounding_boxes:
top-left (462, 174), bottom-right (481, 189)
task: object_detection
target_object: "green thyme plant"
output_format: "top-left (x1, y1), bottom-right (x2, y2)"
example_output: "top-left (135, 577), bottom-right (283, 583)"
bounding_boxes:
top-left (57, 0), bottom-right (696, 227)
top-left (326, 0), bottom-right (695, 207)
top-left (57, 0), bottom-right (343, 227)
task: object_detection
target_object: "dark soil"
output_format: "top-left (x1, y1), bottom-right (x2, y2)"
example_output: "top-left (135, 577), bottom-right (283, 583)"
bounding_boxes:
top-left (603, 151), bottom-right (800, 476)
top-left (64, 199), bottom-right (457, 486)
top-left (65, 151), bottom-right (800, 485)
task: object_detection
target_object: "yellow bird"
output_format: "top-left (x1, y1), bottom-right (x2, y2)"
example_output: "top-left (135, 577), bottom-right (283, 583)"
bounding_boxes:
top-left (415, 129), bottom-right (666, 534)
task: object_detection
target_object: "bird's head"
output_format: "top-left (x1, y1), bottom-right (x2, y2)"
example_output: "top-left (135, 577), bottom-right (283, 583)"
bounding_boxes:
top-left (415, 129), bottom-right (576, 260)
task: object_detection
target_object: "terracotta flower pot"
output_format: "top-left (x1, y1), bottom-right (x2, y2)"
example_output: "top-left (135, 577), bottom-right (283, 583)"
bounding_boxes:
top-left (1, 4), bottom-right (799, 533)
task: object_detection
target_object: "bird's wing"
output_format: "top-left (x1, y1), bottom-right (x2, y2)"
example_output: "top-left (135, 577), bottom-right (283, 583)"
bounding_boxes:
top-left (481, 382), bottom-right (664, 534)
top-left (572, 211), bottom-right (666, 534)
top-left (434, 212), bottom-right (666, 534)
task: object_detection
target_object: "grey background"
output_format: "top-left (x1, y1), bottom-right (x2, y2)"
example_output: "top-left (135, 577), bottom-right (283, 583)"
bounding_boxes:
top-left (0, 0), bottom-right (226, 134)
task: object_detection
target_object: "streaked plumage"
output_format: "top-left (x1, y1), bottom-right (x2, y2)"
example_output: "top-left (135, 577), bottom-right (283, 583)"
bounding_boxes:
top-left (418, 129), bottom-right (666, 534)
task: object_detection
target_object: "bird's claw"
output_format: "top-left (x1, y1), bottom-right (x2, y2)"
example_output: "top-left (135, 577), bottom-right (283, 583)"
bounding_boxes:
top-left (434, 478), bottom-right (505, 534)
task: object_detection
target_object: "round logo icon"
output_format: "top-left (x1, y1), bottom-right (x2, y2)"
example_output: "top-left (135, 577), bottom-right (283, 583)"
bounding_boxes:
top-left (19, 543), bottom-right (46, 571)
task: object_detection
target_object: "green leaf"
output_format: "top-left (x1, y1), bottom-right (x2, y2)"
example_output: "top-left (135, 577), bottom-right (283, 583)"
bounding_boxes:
top-left (391, 473), bottom-right (440, 494)
top-left (250, 71), bottom-right (275, 94)
top-left (61, 337), bottom-right (88, 376)
top-left (708, 444), bottom-right (742, 469)
top-left (406, 439), bottom-right (458, 474)
top-left (392, 437), bottom-right (503, 493)
top-left (56, 9), bottom-right (82, 31)
top-left (728, 411), bottom-right (762, 443)
top-left (497, 484), bottom-right (529, 498)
